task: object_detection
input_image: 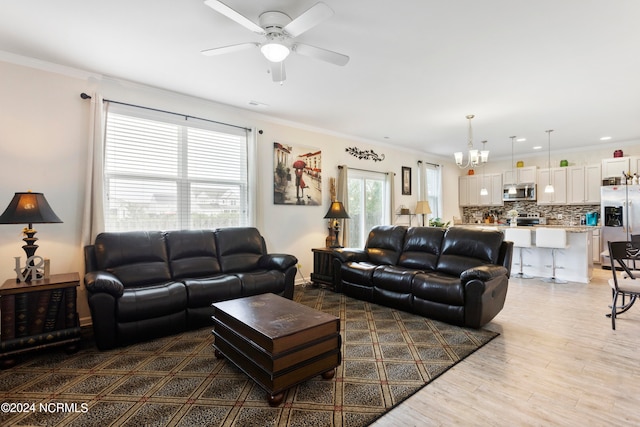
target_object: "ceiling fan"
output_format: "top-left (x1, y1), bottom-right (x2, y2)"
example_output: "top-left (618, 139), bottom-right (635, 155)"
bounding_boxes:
top-left (201, 0), bottom-right (349, 83)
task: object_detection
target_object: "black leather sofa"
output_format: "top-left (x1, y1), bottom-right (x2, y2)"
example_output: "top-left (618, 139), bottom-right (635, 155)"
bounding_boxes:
top-left (333, 226), bottom-right (513, 328)
top-left (84, 227), bottom-right (297, 350)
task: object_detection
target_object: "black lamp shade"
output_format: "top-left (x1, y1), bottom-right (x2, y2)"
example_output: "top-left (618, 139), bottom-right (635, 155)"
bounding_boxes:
top-left (0, 192), bottom-right (63, 225)
top-left (323, 201), bottom-right (350, 219)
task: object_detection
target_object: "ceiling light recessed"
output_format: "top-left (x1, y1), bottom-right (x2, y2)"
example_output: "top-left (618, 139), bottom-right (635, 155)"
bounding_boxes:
top-left (532, 146), bottom-right (542, 150)
top-left (600, 136), bottom-right (612, 141)
top-left (517, 138), bottom-right (526, 142)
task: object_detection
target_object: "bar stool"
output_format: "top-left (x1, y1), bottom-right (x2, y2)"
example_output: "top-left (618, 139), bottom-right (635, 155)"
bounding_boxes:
top-left (535, 228), bottom-right (568, 283)
top-left (504, 228), bottom-right (533, 279)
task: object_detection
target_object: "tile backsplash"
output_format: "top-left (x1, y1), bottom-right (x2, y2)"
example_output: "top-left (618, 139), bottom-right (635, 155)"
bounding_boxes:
top-left (462, 201), bottom-right (600, 226)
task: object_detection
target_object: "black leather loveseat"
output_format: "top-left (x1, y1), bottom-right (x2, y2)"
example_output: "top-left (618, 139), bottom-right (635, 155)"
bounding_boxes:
top-left (333, 226), bottom-right (513, 328)
top-left (84, 227), bottom-right (297, 350)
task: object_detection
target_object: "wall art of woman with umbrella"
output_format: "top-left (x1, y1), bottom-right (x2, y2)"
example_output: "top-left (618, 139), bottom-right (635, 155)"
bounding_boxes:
top-left (293, 159), bottom-right (308, 203)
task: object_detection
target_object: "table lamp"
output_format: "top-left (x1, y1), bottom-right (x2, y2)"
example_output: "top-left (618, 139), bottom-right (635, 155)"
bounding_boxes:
top-left (0, 191), bottom-right (63, 281)
top-left (415, 200), bottom-right (431, 226)
top-left (323, 201), bottom-right (350, 248)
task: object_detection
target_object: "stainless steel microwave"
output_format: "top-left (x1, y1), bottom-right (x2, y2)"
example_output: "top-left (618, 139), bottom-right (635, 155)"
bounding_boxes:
top-left (503, 184), bottom-right (536, 201)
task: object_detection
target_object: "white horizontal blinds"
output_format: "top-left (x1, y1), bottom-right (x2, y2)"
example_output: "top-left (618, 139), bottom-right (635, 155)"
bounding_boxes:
top-left (104, 103), bottom-right (249, 231)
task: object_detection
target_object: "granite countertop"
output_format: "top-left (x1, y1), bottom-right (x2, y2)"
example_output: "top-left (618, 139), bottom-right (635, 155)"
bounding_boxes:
top-left (459, 224), bottom-right (599, 233)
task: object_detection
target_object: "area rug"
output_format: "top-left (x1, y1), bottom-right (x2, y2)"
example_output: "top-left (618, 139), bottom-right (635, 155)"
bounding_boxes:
top-left (0, 287), bottom-right (498, 427)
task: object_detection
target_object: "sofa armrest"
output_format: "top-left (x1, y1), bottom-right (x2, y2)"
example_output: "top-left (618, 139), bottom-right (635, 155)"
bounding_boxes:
top-left (333, 248), bottom-right (368, 263)
top-left (460, 265), bottom-right (508, 284)
top-left (84, 271), bottom-right (125, 298)
top-left (258, 253), bottom-right (298, 271)
top-left (464, 274), bottom-right (509, 328)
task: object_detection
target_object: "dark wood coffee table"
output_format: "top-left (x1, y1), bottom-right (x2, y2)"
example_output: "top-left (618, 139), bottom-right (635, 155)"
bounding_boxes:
top-left (211, 293), bottom-right (341, 406)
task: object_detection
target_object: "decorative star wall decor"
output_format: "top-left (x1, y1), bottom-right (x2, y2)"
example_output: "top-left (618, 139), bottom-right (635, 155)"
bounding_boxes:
top-left (345, 147), bottom-right (385, 162)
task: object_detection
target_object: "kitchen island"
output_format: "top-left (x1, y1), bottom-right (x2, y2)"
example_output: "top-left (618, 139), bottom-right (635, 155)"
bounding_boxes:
top-left (457, 225), bottom-right (596, 283)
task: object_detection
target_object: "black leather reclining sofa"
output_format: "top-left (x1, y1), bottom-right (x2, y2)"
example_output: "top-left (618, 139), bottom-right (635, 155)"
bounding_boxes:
top-left (333, 226), bottom-right (513, 328)
top-left (84, 227), bottom-right (297, 350)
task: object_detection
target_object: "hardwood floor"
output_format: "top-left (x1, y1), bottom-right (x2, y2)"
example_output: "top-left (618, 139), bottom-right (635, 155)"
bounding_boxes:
top-left (372, 267), bottom-right (640, 426)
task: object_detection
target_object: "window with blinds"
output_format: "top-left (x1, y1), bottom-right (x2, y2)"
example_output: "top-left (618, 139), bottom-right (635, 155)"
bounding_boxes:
top-left (103, 103), bottom-right (250, 231)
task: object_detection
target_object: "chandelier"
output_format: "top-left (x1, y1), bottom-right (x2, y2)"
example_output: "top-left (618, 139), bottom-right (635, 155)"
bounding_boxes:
top-left (454, 115), bottom-right (489, 169)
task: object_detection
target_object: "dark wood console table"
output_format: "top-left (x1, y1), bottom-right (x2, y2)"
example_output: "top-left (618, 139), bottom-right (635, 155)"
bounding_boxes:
top-left (310, 247), bottom-right (336, 290)
top-left (0, 272), bottom-right (81, 368)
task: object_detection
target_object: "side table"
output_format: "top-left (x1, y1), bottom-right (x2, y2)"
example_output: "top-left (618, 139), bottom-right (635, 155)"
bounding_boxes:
top-left (311, 248), bottom-right (336, 290)
top-left (0, 272), bottom-right (81, 368)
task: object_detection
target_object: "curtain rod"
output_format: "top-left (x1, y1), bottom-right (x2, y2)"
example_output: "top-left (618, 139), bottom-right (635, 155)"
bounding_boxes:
top-left (79, 92), bottom-right (251, 132)
top-left (338, 165), bottom-right (394, 175)
top-left (418, 160), bottom-right (440, 167)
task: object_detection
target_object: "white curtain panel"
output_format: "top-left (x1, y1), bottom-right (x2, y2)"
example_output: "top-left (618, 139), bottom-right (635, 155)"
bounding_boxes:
top-left (81, 94), bottom-right (106, 246)
top-left (337, 165), bottom-right (349, 247)
top-left (386, 170), bottom-right (395, 228)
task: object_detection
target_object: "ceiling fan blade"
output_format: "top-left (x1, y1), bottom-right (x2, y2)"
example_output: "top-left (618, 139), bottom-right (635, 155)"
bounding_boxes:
top-left (201, 42), bottom-right (258, 56)
top-left (204, 0), bottom-right (264, 34)
top-left (293, 43), bottom-right (349, 66)
top-left (283, 2), bottom-right (333, 37)
top-left (270, 62), bottom-right (286, 83)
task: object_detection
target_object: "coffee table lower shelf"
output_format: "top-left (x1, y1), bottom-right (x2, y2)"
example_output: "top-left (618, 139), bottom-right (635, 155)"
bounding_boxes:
top-left (213, 331), bottom-right (340, 405)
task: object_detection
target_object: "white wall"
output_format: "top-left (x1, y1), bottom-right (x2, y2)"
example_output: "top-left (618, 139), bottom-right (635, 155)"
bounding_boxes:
top-left (0, 58), bottom-right (446, 324)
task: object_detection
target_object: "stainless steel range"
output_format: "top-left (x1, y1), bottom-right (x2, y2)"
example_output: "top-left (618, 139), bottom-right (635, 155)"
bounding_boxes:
top-left (511, 213), bottom-right (542, 227)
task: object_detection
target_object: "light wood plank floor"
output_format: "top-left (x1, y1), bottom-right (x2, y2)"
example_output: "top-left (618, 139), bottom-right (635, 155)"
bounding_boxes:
top-left (372, 267), bottom-right (640, 426)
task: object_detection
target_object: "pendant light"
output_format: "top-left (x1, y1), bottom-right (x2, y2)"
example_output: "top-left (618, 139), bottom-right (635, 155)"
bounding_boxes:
top-left (544, 129), bottom-right (555, 193)
top-left (454, 115), bottom-right (489, 168)
top-left (508, 136), bottom-right (517, 194)
top-left (479, 140), bottom-right (489, 196)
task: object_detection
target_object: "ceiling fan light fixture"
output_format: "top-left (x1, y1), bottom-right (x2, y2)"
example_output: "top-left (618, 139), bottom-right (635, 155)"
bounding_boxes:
top-left (261, 42), bottom-right (290, 62)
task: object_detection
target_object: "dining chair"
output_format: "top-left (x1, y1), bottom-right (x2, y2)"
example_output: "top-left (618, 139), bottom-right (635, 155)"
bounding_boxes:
top-left (607, 240), bottom-right (640, 330)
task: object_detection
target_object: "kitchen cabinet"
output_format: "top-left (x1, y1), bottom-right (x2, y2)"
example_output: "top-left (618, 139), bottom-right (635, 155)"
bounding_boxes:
top-left (503, 166), bottom-right (536, 186)
top-left (459, 174), bottom-right (502, 206)
top-left (631, 156), bottom-right (640, 176)
top-left (537, 167), bottom-right (567, 205)
top-left (601, 157), bottom-right (629, 179)
top-left (478, 173), bottom-right (504, 206)
top-left (592, 228), bottom-right (601, 264)
top-left (567, 164), bottom-right (601, 204)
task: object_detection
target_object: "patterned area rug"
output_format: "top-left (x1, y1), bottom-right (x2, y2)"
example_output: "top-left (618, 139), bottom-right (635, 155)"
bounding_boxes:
top-left (0, 287), bottom-right (498, 426)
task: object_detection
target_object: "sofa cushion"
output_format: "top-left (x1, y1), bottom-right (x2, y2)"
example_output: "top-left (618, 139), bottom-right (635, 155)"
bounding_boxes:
top-left (94, 231), bottom-right (171, 287)
top-left (412, 271), bottom-right (464, 305)
top-left (341, 261), bottom-right (379, 287)
top-left (215, 227), bottom-right (265, 273)
top-left (117, 281), bottom-right (187, 322)
top-left (397, 227), bottom-right (445, 270)
top-left (165, 230), bottom-right (221, 279)
top-left (235, 270), bottom-right (286, 296)
top-left (183, 275), bottom-right (242, 307)
top-left (365, 225), bottom-right (407, 266)
top-left (436, 228), bottom-right (504, 277)
top-left (372, 265), bottom-right (417, 294)
top-left (373, 265), bottom-right (418, 312)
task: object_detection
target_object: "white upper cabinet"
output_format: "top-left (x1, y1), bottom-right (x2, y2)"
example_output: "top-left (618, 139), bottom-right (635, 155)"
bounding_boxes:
top-left (459, 173), bottom-right (503, 207)
top-left (478, 173), bottom-right (504, 206)
top-left (602, 157), bottom-right (629, 179)
top-left (568, 164), bottom-right (601, 204)
top-left (537, 167), bottom-right (567, 205)
top-left (503, 166), bottom-right (536, 186)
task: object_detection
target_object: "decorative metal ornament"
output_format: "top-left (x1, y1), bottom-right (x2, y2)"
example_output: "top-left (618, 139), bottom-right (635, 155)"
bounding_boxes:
top-left (345, 147), bottom-right (385, 162)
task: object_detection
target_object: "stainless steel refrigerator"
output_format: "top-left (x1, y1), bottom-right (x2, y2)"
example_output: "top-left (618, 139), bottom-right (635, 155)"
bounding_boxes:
top-left (601, 185), bottom-right (640, 266)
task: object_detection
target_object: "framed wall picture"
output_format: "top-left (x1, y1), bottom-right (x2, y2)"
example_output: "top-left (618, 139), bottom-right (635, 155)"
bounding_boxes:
top-left (273, 142), bottom-right (322, 205)
top-left (402, 166), bottom-right (411, 195)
